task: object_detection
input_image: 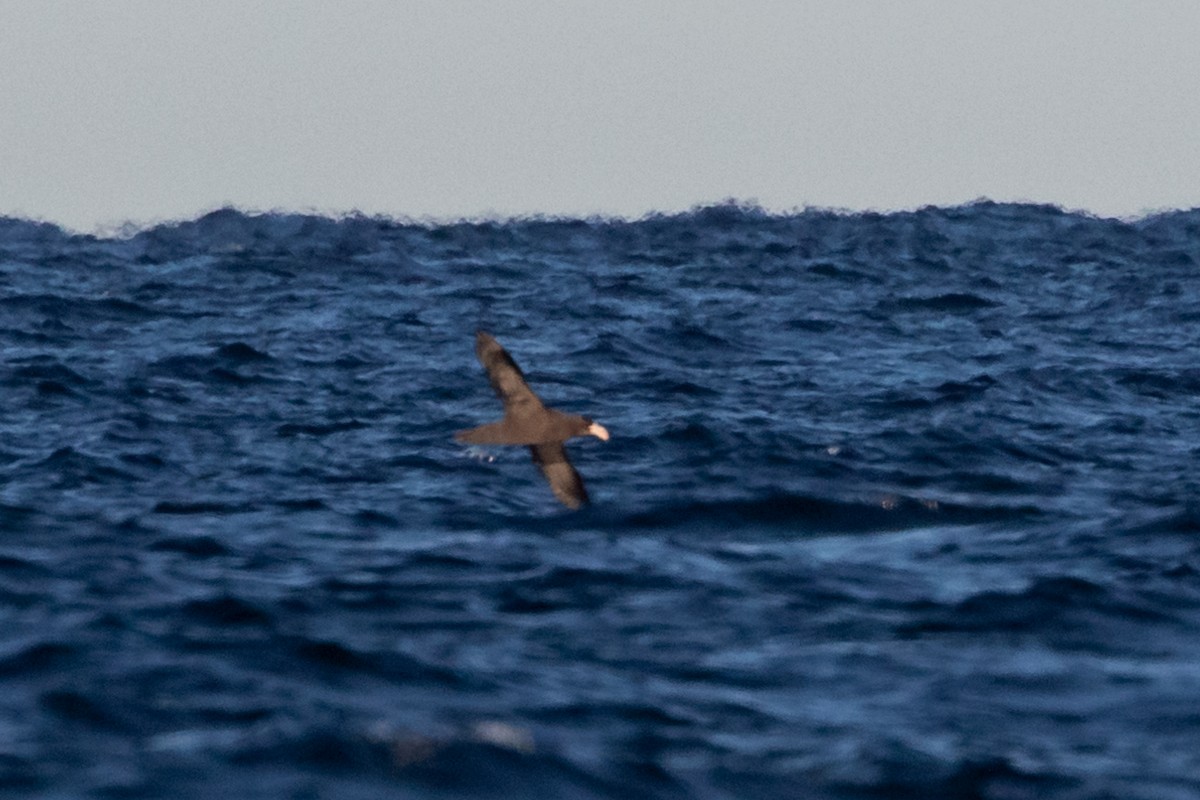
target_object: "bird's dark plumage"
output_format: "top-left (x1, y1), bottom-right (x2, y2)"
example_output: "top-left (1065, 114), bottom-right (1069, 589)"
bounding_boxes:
top-left (530, 442), bottom-right (589, 509)
top-left (457, 331), bottom-right (608, 509)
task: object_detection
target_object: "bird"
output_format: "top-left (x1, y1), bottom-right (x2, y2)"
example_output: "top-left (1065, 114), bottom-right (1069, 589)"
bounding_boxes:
top-left (456, 331), bottom-right (609, 509)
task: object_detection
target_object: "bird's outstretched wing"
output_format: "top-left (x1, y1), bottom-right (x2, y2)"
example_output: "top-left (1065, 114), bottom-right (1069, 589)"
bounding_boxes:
top-left (529, 443), bottom-right (589, 509)
top-left (476, 331), bottom-right (545, 416)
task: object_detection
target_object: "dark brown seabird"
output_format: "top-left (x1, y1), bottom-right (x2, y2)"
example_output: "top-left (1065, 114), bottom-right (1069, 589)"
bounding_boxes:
top-left (456, 331), bottom-right (610, 509)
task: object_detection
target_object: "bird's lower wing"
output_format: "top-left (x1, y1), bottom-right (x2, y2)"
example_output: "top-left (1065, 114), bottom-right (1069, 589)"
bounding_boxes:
top-left (529, 443), bottom-right (589, 509)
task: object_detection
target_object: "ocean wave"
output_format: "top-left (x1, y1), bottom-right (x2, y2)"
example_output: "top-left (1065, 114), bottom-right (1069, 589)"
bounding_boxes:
top-left (619, 491), bottom-right (1038, 534)
top-left (900, 574), bottom-right (1179, 646)
top-left (4, 200), bottom-right (1200, 798)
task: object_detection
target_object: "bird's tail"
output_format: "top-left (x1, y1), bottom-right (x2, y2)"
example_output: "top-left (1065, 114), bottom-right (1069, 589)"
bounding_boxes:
top-left (455, 421), bottom-right (513, 445)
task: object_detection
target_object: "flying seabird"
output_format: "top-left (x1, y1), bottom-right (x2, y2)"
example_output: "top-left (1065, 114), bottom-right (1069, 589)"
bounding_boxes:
top-left (456, 331), bottom-right (609, 509)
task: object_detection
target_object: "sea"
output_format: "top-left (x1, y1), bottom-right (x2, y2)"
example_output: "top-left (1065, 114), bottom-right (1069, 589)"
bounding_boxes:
top-left (2, 201), bottom-right (1199, 799)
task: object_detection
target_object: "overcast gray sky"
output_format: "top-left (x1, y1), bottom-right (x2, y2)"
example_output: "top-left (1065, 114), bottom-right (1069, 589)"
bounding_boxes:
top-left (2, 2), bottom-right (1199, 231)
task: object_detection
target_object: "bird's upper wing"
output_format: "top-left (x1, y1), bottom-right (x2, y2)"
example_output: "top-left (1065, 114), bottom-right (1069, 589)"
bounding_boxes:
top-left (529, 443), bottom-right (589, 509)
top-left (476, 331), bottom-right (545, 416)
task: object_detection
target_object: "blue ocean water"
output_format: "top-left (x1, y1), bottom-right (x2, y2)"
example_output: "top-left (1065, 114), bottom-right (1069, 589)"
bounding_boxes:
top-left (2, 201), bottom-right (1200, 799)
